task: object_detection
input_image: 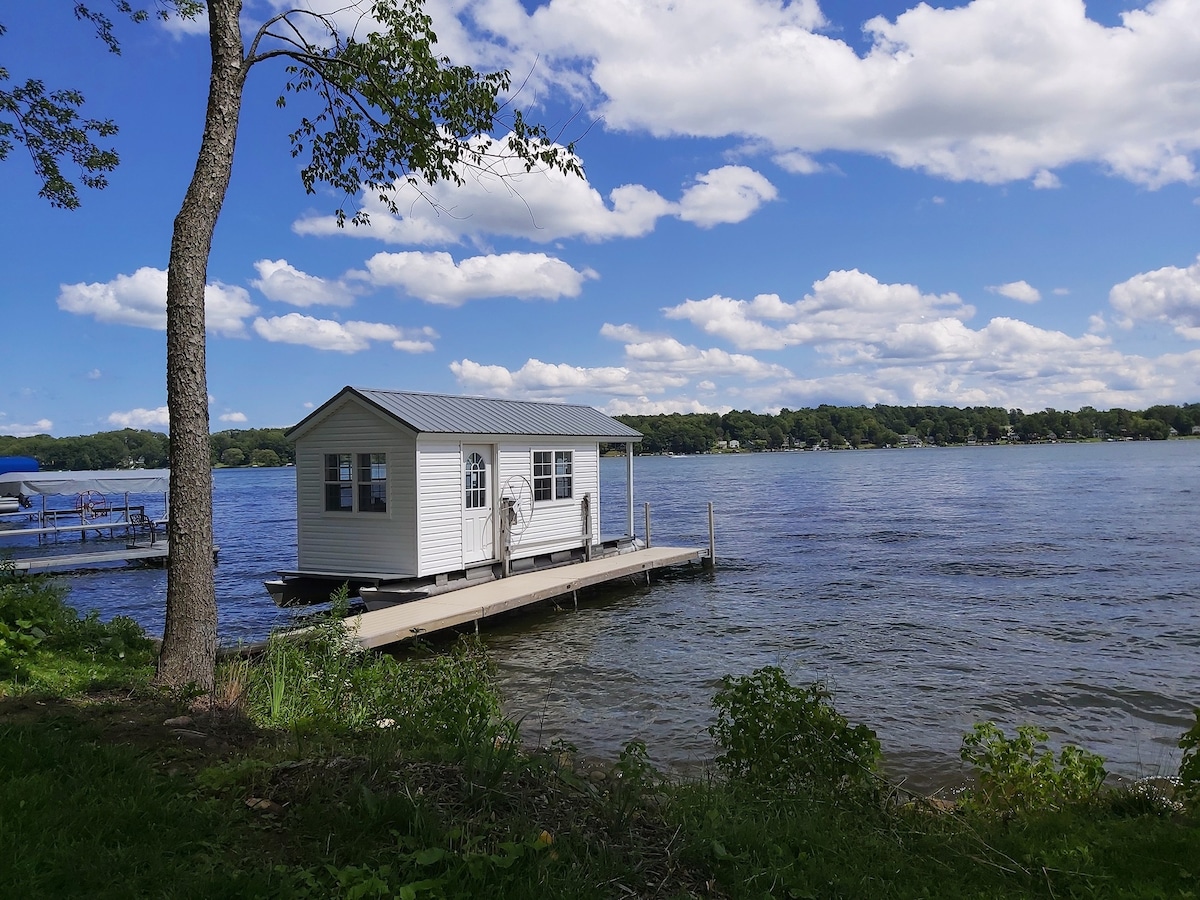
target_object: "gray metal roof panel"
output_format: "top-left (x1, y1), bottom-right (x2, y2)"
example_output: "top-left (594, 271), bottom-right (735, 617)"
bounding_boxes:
top-left (351, 388), bottom-right (643, 440)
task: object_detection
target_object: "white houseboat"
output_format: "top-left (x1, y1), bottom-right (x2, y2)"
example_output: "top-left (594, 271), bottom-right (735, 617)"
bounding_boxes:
top-left (267, 386), bottom-right (644, 606)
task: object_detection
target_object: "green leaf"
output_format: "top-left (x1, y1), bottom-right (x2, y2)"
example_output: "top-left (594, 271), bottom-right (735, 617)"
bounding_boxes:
top-left (413, 846), bottom-right (446, 865)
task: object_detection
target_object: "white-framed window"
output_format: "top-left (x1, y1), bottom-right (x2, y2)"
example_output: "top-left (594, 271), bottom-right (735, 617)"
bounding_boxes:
top-left (324, 452), bottom-right (386, 512)
top-left (465, 451), bottom-right (487, 509)
top-left (533, 450), bottom-right (572, 502)
top-left (357, 453), bottom-right (387, 513)
top-left (324, 453), bottom-right (353, 511)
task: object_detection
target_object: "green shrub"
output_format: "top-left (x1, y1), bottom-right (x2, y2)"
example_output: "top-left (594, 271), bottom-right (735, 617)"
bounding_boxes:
top-left (243, 589), bottom-right (505, 761)
top-left (1179, 709), bottom-right (1200, 808)
top-left (605, 738), bottom-right (660, 827)
top-left (0, 565), bottom-right (72, 635)
top-left (0, 617), bottom-right (45, 678)
top-left (0, 565), bottom-right (154, 684)
top-left (709, 666), bottom-right (881, 798)
top-left (960, 722), bottom-right (1107, 813)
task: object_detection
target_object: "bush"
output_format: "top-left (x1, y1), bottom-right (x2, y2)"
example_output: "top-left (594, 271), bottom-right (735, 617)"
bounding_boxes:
top-left (0, 616), bottom-right (44, 679)
top-left (709, 666), bottom-right (881, 798)
top-left (241, 590), bottom-right (505, 761)
top-left (1179, 710), bottom-right (1200, 808)
top-left (0, 564), bottom-right (72, 632)
top-left (0, 564), bottom-right (154, 682)
top-left (960, 722), bottom-right (1107, 813)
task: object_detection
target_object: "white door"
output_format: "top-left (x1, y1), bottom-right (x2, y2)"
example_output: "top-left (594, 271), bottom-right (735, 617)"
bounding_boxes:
top-left (462, 445), bottom-right (494, 565)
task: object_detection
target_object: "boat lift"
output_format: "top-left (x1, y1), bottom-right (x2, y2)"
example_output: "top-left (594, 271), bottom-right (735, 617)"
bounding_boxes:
top-left (0, 469), bottom-right (171, 572)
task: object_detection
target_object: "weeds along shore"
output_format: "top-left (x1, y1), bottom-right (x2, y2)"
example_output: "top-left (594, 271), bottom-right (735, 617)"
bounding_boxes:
top-left (2, 569), bottom-right (1199, 898)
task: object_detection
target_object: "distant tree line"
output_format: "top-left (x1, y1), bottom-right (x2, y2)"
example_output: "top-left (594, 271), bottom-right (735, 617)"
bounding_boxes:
top-left (209, 429), bottom-right (294, 468)
top-left (614, 403), bottom-right (1200, 454)
top-left (0, 428), bottom-right (296, 470)
top-left (0, 429), bottom-right (170, 470)
top-left (5, 402), bottom-right (1197, 469)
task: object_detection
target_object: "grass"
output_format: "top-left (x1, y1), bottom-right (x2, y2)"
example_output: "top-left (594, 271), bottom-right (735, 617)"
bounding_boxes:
top-left (1, 572), bottom-right (1198, 898)
top-left (0, 711), bottom-right (246, 898)
top-left (669, 779), bottom-right (1200, 898)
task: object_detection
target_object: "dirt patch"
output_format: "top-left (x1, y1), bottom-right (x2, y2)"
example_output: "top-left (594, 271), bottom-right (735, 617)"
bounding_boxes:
top-left (0, 690), bottom-right (265, 767)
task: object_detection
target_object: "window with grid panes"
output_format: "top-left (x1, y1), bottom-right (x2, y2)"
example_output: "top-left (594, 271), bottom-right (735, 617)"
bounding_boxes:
top-left (465, 452), bottom-right (487, 509)
top-left (324, 453), bottom-right (353, 511)
top-left (357, 453), bottom-right (387, 512)
top-left (532, 450), bottom-right (572, 501)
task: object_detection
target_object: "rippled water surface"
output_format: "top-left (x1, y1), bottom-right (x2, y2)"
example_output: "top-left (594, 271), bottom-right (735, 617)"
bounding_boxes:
top-left (39, 442), bottom-right (1200, 790)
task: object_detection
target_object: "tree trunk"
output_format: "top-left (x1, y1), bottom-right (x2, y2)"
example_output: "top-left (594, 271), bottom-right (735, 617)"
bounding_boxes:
top-left (154, 0), bottom-right (246, 693)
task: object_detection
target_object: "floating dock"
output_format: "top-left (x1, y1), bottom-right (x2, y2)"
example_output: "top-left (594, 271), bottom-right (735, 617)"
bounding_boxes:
top-left (0, 467), bottom-right (174, 575)
top-left (345, 545), bottom-right (704, 649)
top-left (9, 543), bottom-right (170, 573)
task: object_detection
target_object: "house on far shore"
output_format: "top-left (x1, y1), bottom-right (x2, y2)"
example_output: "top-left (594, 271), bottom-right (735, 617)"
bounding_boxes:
top-left (282, 387), bottom-right (643, 594)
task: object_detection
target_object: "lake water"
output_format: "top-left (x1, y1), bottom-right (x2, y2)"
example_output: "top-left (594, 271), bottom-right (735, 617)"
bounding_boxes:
top-left (36, 441), bottom-right (1200, 791)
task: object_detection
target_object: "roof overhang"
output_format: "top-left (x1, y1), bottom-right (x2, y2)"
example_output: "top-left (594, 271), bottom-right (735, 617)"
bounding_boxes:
top-left (288, 386), bottom-right (643, 444)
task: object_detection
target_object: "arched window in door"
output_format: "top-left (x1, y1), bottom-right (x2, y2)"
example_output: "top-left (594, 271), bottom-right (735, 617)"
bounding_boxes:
top-left (465, 452), bottom-right (487, 509)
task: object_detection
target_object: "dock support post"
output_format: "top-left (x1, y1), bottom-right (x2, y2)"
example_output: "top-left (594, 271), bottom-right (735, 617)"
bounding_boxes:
top-left (573, 590), bottom-right (578, 609)
top-left (500, 499), bottom-right (512, 578)
top-left (626, 443), bottom-right (635, 540)
top-left (706, 501), bottom-right (716, 569)
top-left (582, 494), bottom-right (593, 561)
top-left (644, 502), bottom-right (652, 549)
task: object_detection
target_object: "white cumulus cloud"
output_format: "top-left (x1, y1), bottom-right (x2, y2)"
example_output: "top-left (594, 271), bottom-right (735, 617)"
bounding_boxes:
top-left (0, 418), bottom-right (53, 437)
top-left (293, 135), bottom-right (775, 245)
top-left (587, 263), bottom-right (1195, 412)
top-left (988, 281), bottom-right (1042, 304)
top-left (1109, 254), bottom-right (1200, 339)
top-left (218, 412), bottom-right (248, 423)
top-left (1032, 169), bottom-right (1062, 190)
top-left (663, 270), bottom-right (972, 351)
top-left (621, 336), bottom-right (792, 381)
top-left (107, 406), bottom-right (170, 429)
top-left (677, 166), bottom-right (778, 227)
top-left (252, 313), bottom-right (437, 353)
top-left (251, 259), bottom-right (355, 307)
top-left (450, 357), bottom-right (667, 399)
top-left (456, 0), bottom-right (1200, 188)
top-left (57, 267), bottom-right (257, 337)
top-left (361, 251), bottom-right (598, 305)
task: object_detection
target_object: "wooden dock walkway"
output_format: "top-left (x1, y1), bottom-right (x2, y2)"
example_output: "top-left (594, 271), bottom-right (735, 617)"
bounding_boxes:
top-left (347, 546), bottom-right (704, 649)
top-left (10, 544), bottom-right (169, 572)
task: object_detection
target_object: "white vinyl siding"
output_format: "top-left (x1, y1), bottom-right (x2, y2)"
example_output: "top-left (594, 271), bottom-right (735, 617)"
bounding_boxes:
top-left (496, 441), bottom-right (598, 561)
top-left (416, 441), bottom-right (464, 576)
top-left (295, 399), bottom-right (417, 576)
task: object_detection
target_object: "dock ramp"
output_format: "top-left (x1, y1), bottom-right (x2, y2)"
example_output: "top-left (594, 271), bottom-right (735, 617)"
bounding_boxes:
top-left (347, 546), bottom-right (703, 649)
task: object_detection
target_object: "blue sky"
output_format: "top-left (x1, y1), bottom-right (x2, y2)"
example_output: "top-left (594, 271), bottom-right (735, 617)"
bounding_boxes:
top-left (3, 0), bottom-right (1200, 436)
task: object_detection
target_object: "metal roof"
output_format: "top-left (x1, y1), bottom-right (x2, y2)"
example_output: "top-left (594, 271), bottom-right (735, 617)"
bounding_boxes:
top-left (291, 387), bottom-right (642, 441)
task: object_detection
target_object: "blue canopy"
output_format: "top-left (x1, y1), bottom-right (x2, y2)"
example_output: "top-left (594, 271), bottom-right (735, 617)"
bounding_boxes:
top-left (0, 456), bottom-right (39, 476)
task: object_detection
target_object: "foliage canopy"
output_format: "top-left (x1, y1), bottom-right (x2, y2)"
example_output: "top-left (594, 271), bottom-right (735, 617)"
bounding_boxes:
top-left (616, 401), bottom-right (1200, 453)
